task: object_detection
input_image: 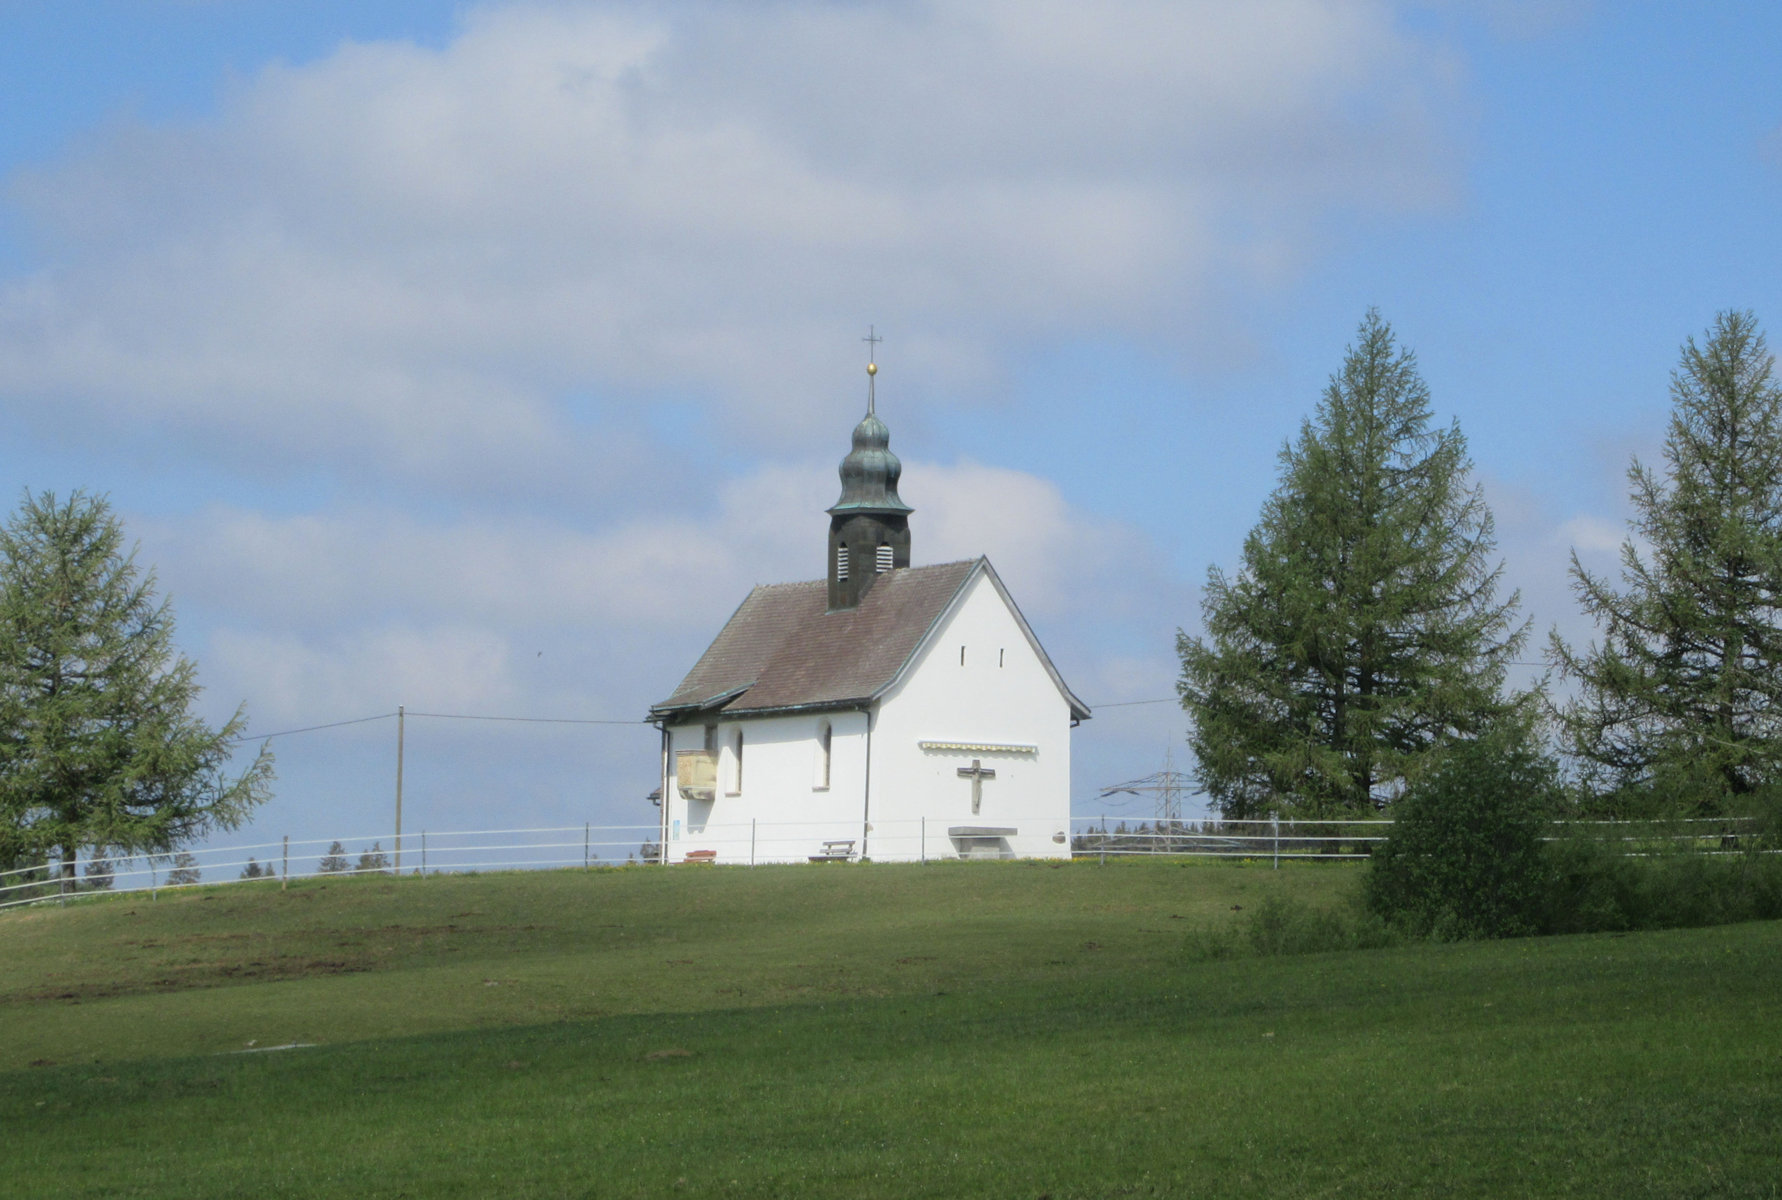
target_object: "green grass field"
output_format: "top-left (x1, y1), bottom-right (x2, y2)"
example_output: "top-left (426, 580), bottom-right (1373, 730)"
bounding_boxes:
top-left (3, 860), bottom-right (1780, 1198)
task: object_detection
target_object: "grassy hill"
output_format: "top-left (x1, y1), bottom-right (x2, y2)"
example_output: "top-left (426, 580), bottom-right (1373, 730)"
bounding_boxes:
top-left (3, 860), bottom-right (1780, 1197)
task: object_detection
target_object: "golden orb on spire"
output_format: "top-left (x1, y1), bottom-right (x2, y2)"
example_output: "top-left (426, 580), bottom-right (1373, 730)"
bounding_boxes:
top-left (867, 362), bottom-right (878, 376)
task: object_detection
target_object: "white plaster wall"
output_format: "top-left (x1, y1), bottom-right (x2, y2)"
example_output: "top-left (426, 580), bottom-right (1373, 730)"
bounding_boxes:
top-left (657, 568), bottom-right (1079, 865)
top-left (662, 710), bottom-right (869, 863)
top-left (867, 571), bottom-right (1074, 861)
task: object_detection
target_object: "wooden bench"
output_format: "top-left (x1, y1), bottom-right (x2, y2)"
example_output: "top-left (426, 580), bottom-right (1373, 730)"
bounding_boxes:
top-left (808, 839), bottom-right (856, 863)
top-left (682, 849), bottom-right (717, 864)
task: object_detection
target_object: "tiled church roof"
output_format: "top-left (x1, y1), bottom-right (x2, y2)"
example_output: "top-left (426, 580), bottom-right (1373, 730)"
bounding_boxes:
top-left (649, 558), bottom-right (1089, 720)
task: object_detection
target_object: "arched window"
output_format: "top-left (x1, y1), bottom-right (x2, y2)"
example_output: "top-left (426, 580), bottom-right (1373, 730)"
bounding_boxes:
top-left (721, 726), bottom-right (744, 795)
top-left (814, 720), bottom-right (832, 789)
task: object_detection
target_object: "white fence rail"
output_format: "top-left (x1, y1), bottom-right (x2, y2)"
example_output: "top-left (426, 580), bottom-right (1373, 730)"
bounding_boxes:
top-left (0, 823), bottom-right (661, 911)
top-left (0, 815), bottom-right (1768, 912)
top-left (1071, 815), bottom-right (1767, 864)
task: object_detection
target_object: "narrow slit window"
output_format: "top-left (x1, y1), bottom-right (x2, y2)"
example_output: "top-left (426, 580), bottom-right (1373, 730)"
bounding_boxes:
top-left (875, 544), bottom-right (894, 573)
top-left (999, 648), bottom-right (1005, 668)
top-left (730, 727), bottom-right (744, 794)
top-left (815, 720), bottom-right (832, 789)
top-left (960, 645), bottom-right (966, 666)
top-left (835, 545), bottom-right (849, 580)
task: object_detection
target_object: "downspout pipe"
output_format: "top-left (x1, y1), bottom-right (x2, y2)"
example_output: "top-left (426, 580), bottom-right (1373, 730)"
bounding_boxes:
top-left (861, 705), bottom-right (874, 861)
top-left (655, 721), bottom-right (671, 866)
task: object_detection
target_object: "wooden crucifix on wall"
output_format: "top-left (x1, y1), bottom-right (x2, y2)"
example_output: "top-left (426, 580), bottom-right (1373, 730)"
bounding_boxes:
top-left (957, 758), bottom-right (996, 815)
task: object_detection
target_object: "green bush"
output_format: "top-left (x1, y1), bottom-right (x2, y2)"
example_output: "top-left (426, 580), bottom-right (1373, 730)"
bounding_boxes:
top-left (1365, 721), bottom-right (1560, 939)
top-left (1185, 892), bottom-right (1397, 960)
top-left (1541, 831), bottom-right (1782, 934)
top-left (1540, 834), bottom-right (1638, 933)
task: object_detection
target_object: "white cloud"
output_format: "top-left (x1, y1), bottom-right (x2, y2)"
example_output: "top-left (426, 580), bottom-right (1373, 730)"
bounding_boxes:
top-left (0, 0), bottom-right (1461, 491)
top-left (210, 624), bottom-right (519, 726)
top-left (141, 472), bottom-right (817, 639)
top-left (916, 458), bottom-right (1160, 620)
top-left (1555, 513), bottom-right (1626, 559)
top-left (144, 455), bottom-right (1166, 629)
top-left (144, 456), bottom-right (1177, 727)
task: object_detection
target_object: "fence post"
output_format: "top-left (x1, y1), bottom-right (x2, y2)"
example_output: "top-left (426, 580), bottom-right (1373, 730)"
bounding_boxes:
top-left (920, 816), bottom-right (926, 865)
top-left (54, 858), bottom-right (64, 907)
top-left (1100, 815), bottom-right (1106, 866)
top-left (421, 830), bottom-right (427, 875)
top-left (585, 822), bottom-right (590, 870)
top-left (282, 835), bottom-right (289, 891)
top-left (1272, 813), bottom-right (1279, 870)
top-left (750, 818), bottom-right (757, 866)
top-left (394, 704), bottom-right (405, 874)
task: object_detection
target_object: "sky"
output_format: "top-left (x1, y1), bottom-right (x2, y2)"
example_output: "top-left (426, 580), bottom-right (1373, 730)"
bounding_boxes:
top-left (3, 0), bottom-right (1781, 857)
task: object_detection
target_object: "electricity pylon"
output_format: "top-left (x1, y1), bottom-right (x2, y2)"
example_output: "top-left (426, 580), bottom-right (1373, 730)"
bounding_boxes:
top-left (1098, 746), bottom-right (1194, 825)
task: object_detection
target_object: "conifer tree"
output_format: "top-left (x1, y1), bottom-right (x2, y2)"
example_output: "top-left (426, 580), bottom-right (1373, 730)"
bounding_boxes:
top-left (317, 841), bottom-right (351, 874)
top-left (164, 852), bottom-right (201, 886)
top-left (0, 491), bottom-right (273, 879)
top-left (1552, 311), bottom-right (1782, 811)
top-left (1178, 311), bottom-right (1527, 817)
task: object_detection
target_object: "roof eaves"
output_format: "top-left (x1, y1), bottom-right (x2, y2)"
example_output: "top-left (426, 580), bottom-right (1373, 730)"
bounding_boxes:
top-left (865, 557), bottom-right (1091, 721)
top-left (976, 559), bottom-right (1093, 721)
top-left (648, 683), bottom-right (753, 721)
top-left (868, 558), bottom-right (984, 704)
top-left (720, 697), bottom-right (874, 719)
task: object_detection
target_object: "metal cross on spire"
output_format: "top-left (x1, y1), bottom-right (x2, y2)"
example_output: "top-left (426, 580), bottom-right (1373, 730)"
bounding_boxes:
top-left (863, 325), bottom-right (882, 415)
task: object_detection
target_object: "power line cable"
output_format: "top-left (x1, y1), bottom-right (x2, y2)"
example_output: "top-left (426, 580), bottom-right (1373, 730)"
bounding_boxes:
top-left (225, 709), bottom-right (653, 747)
top-left (228, 712), bottom-right (396, 745)
top-left (231, 667), bottom-right (1558, 743)
top-left (405, 710), bottom-right (649, 726)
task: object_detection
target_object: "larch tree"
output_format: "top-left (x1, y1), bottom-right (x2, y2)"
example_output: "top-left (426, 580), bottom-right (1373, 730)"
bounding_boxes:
top-left (1552, 311), bottom-right (1782, 812)
top-left (1178, 311), bottom-right (1528, 817)
top-left (0, 491), bottom-right (273, 878)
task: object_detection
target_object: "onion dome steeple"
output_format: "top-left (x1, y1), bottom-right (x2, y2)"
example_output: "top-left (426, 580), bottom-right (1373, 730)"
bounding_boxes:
top-left (827, 332), bottom-right (912, 610)
top-left (831, 407), bottom-right (913, 516)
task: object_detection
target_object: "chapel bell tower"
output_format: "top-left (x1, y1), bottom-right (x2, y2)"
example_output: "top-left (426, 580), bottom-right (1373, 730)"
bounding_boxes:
top-left (827, 339), bottom-right (912, 610)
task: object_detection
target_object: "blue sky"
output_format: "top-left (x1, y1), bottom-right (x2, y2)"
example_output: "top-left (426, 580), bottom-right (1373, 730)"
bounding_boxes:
top-left (3, 1), bottom-right (1780, 851)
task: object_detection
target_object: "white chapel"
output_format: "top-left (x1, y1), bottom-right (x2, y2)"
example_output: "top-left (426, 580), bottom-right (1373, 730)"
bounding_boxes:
top-left (648, 358), bottom-right (1090, 864)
